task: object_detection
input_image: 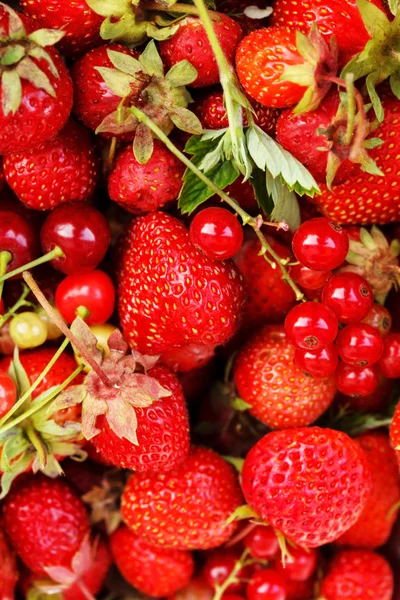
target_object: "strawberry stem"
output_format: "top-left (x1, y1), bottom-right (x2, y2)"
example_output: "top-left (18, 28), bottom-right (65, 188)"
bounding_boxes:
top-left (145, 1), bottom-right (221, 20)
top-left (0, 246), bottom-right (64, 283)
top-left (0, 251), bottom-right (12, 298)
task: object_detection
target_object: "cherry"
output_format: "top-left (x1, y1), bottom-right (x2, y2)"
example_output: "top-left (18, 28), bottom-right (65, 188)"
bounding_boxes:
top-left (40, 203), bottom-right (111, 275)
top-left (246, 569), bottom-right (287, 600)
top-left (379, 333), bottom-right (400, 378)
top-left (361, 304), bottom-right (392, 337)
top-left (336, 323), bottom-right (384, 367)
top-left (290, 264), bottom-right (332, 290)
top-left (203, 551), bottom-right (251, 593)
top-left (274, 547), bottom-right (318, 583)
top-left (294, 344), bottom-right (338, 378)
top-left (0, 370), bottom-right (17, 418)
top-left (190, 207), bottom-right (243, 260)
top-left (55, 270), bottom-right (116, 325)
top-left (335, 362), bottom-right (379, 397)
top-left (284, 302), bottom-right (338, 350)
top-left (244, 526), bottom-right (279, 560)
top-left (292, 218), bottom-right (349, 271)
top-left (9, 312), bottom-right (47, 349)
top-left (321, 272), bottom-right (373, 323)
top-left (0, 210), bottom-right (39, 279)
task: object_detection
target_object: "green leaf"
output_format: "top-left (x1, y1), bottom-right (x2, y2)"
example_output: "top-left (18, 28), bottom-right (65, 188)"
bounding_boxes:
top-left (1, 70), bottom-right (22, 115)
top-left (169, 107), bottom-right (202, 134)
top-left (107, 49), bottom-right (144, 75)
top-left (231, 397), bottom-right (252, 411)
top-left (251, 167), bottom-right (273, 216)
top-left (223, 456), bottom-right (245, 472)
top-left (139, 40), bottom-right (164, 77)
top-left (198, 135), bottom-right (226, 172)
top-left (133, 122), bottom-right (154, 164)
top-left (165, 60), bottom-right (198, 87)
top-left (146, 22), bottom-right (180, 41)
top-left (16, 56), bottom-right (55, 96)
top-left (356, 0), bottom-right (389, 37)
top-left (1, 45), bottom-right (25, 66)
top-left (85, 0), bottom-right (133, 18)
top-left (179, 160), bottom-right (239, 214)
top-left (100, 14), bottom-right (147, 45)
top-left (27, 28), bottom-right (65, 46)
top-left (388, 0), bottom-right (400, 15)
top-left (366, 72), bottom-right (384, 122)
top-left (266, 171), bottom-right (301, 232)
top-left (95, 66), bottom-right (135, 98)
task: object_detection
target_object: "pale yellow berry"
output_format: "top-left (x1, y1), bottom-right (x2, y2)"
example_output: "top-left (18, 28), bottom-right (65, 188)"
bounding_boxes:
top-left (36, 306), bottom-right (64, 340)
top-left (9, 312), bottom-right (47, 349)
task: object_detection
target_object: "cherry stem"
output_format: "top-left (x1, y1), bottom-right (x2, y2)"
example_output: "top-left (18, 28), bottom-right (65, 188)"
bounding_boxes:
top-left (22, 271), bottom-right (115, 388)
top-left (0, 246), bottom-right (64, 283)
top-left (129, 105), bottom-right (304, 301)
top-left (145, 0), bottom-right (221, 20)
top-left (0, 283), bottom-right (33, 328)
top-left (24, 421), bottom-right (47, 469)
top-left (212, 548), bottom-right (251, 600)
top-left (0, 251), bottom-right (11, 298)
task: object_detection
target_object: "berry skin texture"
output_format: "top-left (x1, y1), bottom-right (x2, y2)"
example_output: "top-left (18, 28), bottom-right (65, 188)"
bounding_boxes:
top-left (336, 323), bottom-right (384, 367)
top-left (290, 264), bottom-right (332, 290)
top-left (2, 475), bottom-right (90, 577)
top-left (322, 272), bottom-right (373, 324)
top-left (244, 525), bottom-right (279, 560)
top-left (203, 551), bottom-right (251, 592)
top-left (91, 365), bottom-right (190, 471)
top-left (190, 207), bottom-right (243, 260)
top-left (108, 142), bottom-right (184, 215)
top-left (241, 427), bottom-right (372, 548)
top-left (361, 303), bottom-right (392, 337)
top-left (233, 325), bottom-right (336, 429)
top-left (335, 362), bottom-right (379, 397)
top-left (284, 302), bottom-right (338, 350)
top-left (118, 212), bottom-right (245, 359)
top-left (0, 370), bottom-right (16, 418)
top-left (121, 446), bottom-right (243, 550)
top-left (275, 546), bottom-right (318, 582)
top-left (294, 344), bottom-right (338, 379)
top-left (0, 521), bottom-right (18, 600)
top-left (246, 569), bottom-right (287, 600)
top-left (320, 549), bottom-right (393, 600)
top-left (159, 15), bottom-right (242, 88)
top-left (292, 218), bottom-right (349, 271)
top-left (390, 401), bottom-right (400, 467)
top-left (0, 209), bottom-right (39, 275)
top-left (379, 333), bottom-right (400, 378)
top-left (56, 270), bottom-right (116, 325)
top-left (3, 120), bottom-right (99, 211)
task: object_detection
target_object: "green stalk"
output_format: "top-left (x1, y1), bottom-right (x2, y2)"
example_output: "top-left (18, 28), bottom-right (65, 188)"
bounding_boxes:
top-left (0, 284), bottom-right (33, 328)
top-left (213, 549), bottom-right (250, 600)
top-left (0, 246), bottom-right (64, 283)
top-left (0, 251), bottom-right (12, 298)
top-left (24, 422), bottom-right (48, 468)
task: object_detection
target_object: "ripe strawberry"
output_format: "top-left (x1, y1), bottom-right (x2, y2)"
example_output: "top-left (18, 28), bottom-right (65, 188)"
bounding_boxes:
top-left (117, 212), bottom-right (245, 368)
top-left (159, 15), bottom-right (242, 88)
top-left (241, 427), bottom-right (372, 547)
top-left (21, 0), bottom-right (103, 57)
top-left (2, 474), bottom-right (90, 577)
top-left (108, 142), bottom-right (184, 214)
top-left (0, 521), bottom-right (18, 600)
top-left (121, 446), bottom-right (243, 549)
top-left (233, 325), bottom-right (336, 429)
top-left (3, 119), bottom-right (99, 211)
top-left (320, 549), bottom-right (393, 600)
top-left (110, 525), bottom-right (194, 597)
top-left (390, 401), bottom-right (400, 467)
top-left (0, 6), bottom-right (73, 154)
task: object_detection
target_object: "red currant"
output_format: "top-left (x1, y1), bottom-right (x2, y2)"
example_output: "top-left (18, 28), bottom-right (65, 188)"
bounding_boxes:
top-left (203, 551), bottom-right (250, 593)
top-left (40, 204), bottom-right (111, 275)
top-left (275, 546), bottom-right (318, 582)
top-left (246, 569), bottom-right (287, 600)
top-left (0, 370), bottom-right (16, 418)
top-left (361, 304), bottom-right (392, 337)
top-left (336, 323), bottom-right (384, 367)
top-left (0, 209), bottom-right (39, 277)
top-left (321, 272), bottom-right (373, 323)
top-left (190, 207), bottom-right (243, 260)
top-left (292, 218), bottom-right (349, 271)
top-left (284, 302), bottom-right (338, 350)
top-left (294, 345), bottom-right (338, 378)
top-left (290, 264), bottom-right (332, 290)
top-left (55, 270), bottom-right (115, 325)
top-left (335, 362), bottom-right (379, 397)
top-left (244, 526), bottom-right (279, 560)
top-left (379, 333), bottom-right (400, 378)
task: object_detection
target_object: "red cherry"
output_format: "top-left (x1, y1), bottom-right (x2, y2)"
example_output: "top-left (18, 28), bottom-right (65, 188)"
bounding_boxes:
top-left (190, 207), bottom-right (243, 260)
top-left (244, 526), bottom-right (279, 560)
top-left (361, 304), bottom-right (392, 337)
top-left (0, 298), bottom-right (4, 315)
top-left (379, 333), bottom-right (400, 378)
top-left (336, 323), bottom-right (384, 367)
top-left (203, 551), bottom-right (251, 593)
top-left (275, 546), bottom-right (318, 582)
top-left (55, 270), bottom-right (115, 325)
top-left (246, 569), bottom-right (287, 600)
top-left (0, 209), bottom-right (39, 276)
top-left (0, 370), bottom-right (16, 418)
top-left (321, 272), bottom-right (373, 323)
top-left (294, 345), bottom-right (338, 378)
top-left (290, 264), bottom-right (332, 290)
top-left (292, 218), bottom-right (349, 271)
top-left (284, 302), bottom-right (338, 349)
top-left (335, 362), bottom-right (379, 397)
top-left (40, 204), bottom-right (111, 275)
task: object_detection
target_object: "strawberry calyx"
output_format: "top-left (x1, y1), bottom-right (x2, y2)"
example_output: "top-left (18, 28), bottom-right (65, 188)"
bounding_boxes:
top-left (82, 468), bottom-right (126, 534)
top-left (0, 3), bottom-right (65, 115)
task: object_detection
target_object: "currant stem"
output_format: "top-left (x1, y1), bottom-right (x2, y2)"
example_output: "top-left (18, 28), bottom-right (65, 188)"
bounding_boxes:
top-left (0, 251), bottom-right (12, 298)
top-left (213, 548), bottom-right (250, 600)
top-left (129, 106), bottom-right (305, 301)
top-left (24, 421), bottom-right (47, 469)
top-left (22, 271), bottom-right (115, 389)
top-left (145, 0), bottom-right (221, 20)
top-left (0, 246), bottom-right (64, 283)
top-left (0, 283), bottom-right (33, 328)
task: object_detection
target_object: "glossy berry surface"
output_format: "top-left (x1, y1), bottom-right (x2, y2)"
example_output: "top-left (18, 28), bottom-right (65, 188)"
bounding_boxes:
top-left (275, 546), bottom-right (318, 582)
top-left (294, 344), bottom-right (338, 378)
top-left (244, 525), bottom-right (279, 560)
top-left (335, 362), bottom-right (379, 397)
top-left (284, 302), bottom-right (338, 349)
top-left (0, 370), bottom-right (16, 418)
top-left (292, 218), bottom-right (349, 271)
top-left (0, 210), bottom-right (39, 275)
top-left (246, 569), bottom-right (287, 600)
top-left (322, 272), bottom-right (373, 323)
top-left (9, 312), bottom-right (47, 349)
top-left (190, 208), bottom-right (243, 260)
top-left (203, 551), bottom-right (250, 592)
top-left (40, 203), bottom-right (111, 274)
top-left (361, 303), bottom-right (392, 337)
top-left (379, 333), bottom-right (400, 378)
top-left (55, 270), bottom-right (116, 325)
top-left (290, 263), bottom-right (332, 290)
top-left (336, 323), bottom-right (384, 367)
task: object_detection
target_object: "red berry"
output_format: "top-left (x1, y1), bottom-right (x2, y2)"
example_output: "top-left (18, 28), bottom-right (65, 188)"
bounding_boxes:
top-left (55, 270), bottom-right (115, 325)
top-left (190, 208), bottom-right (243, 260)
top-left (203, 551), bottom-right (250, 593)
top-left (0, 210), bottom-right (39, 276)
top-left (246, 569), bottom-right (287, 600)
top-left (275, 547), bottom-right (318, 582)
top-left (322, 272), bottom-right (373, 323)
top-left (336, 323), bottom-right (384, 367)
top-left (361, 303), bottom-right (392, 337)
top-left (0, 371), bottom-right (16, 419)
top-left (290, 264), bottom-right (332, 290)
top-left (335, 362), bottom-right (379, 397)
top-left (292, 218), bottom-right (349, 271)
top-left (379, 333), bottom-right (400, 378)
top-left (284, 302), bottom-right (338, 350)
top-left (244, 526), bottom-right (279, 560)
top-left (294, 345), bottom-right (338, 378)
top-left (40, 204), bottom-right (111, 275)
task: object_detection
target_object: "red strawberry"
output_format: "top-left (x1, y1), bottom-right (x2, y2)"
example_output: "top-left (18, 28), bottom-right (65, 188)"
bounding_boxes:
top-left (2, 474), bottom-right (90, 577)
top-left (233, 325), bottom-right (336, 429)
top-left (390, 401), bottom-right (400, 467)
top-left (336, 432), bottom-right (400, 548)
top-left (159, 15), bottom-right (242, 88)
top-left (117, 212), bottom-right (245, 369)
top-left (320, 549), bottom-right (393, 600)
top-left (3, 119), bottom-right (99, 211)
top-left (108, 142), bottom-right (184, 214)
top-left (0, 6), bottom-right (73, 154)
top-left (121, 446), bottom-right (243, 549)
top-left (0, 521), bottom-right (18, 600)
top-left (110, 525), bottom-right (194, 597)
top-left (241, 427), bottom-right (372, 547)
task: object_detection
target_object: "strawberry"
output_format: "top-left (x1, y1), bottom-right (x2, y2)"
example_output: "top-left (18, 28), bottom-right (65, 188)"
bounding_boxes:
top-left (2, 474), bottom-right (90, 577)
top-left (320, 549), bottom-right (393, 600)
top-left (233, 325), bottom-right (336, 429)
top-left (159, 15), bottom-right (243, 88)
top-left (117, 212), bottom-right (245, 369)
top-left (0, 520), bottom-right (18, 600)
top-left (0, 5), bottom-right (73, 154)
top-left (110, 525), bottom-right (194, 597)
top-left (390, 401), bottom-right (400, 467)
top-left (241, 427), bottom-right (372, 547)
top-left (21, 0), bottom-right (103, 58)
top-left (336, 432), bottom-right (400, 548)
top-left (121, 446), bottom-right (243, 549)
top-left (108, 141), bottom-right (185, 214)
top-left (3, 119), bottom-right (99, 211)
